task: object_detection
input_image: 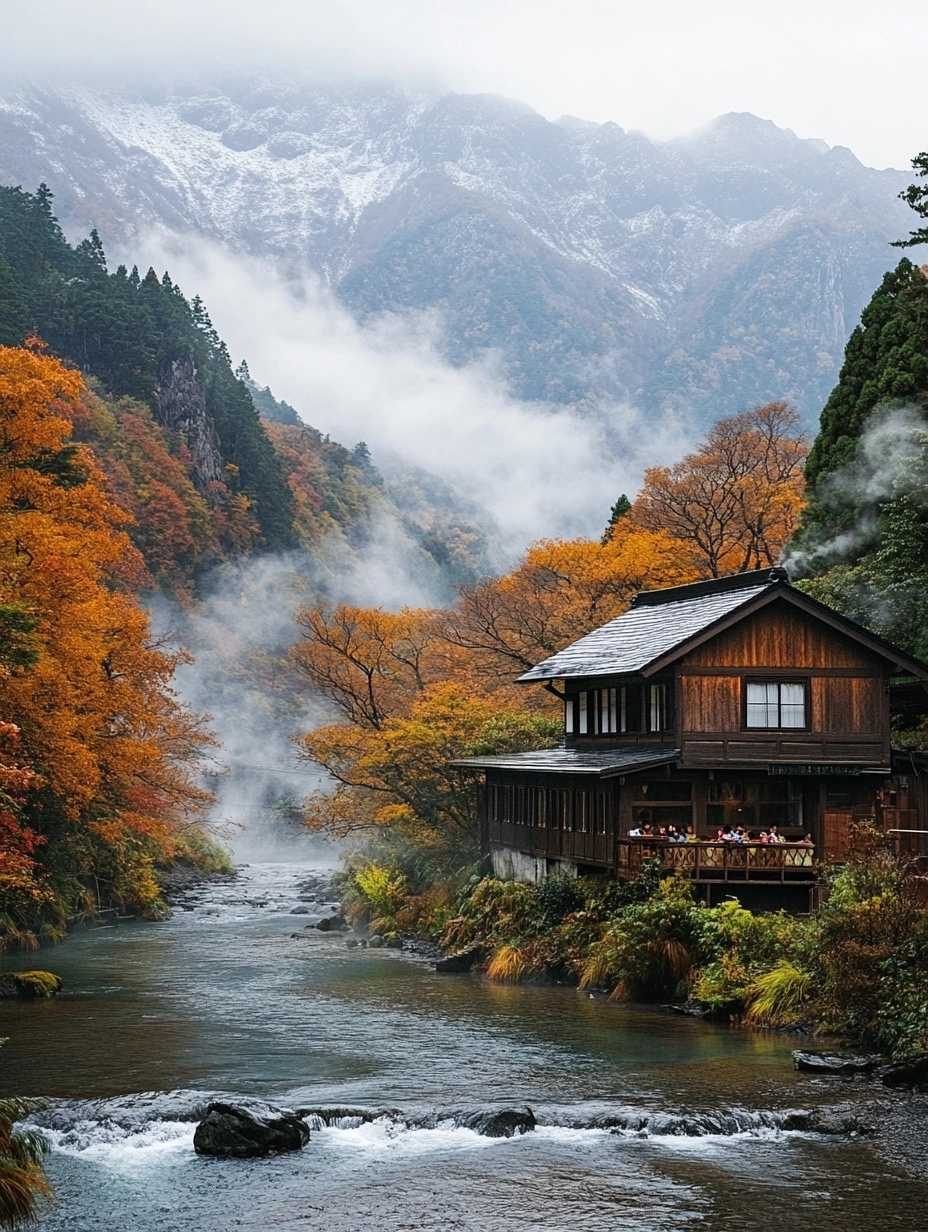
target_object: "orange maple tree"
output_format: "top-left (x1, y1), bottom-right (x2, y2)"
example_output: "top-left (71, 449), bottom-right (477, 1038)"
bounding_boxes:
top-left (0, 345), bottom-right (214, 939)
top-left (626, 402), bottom-right (808, 577)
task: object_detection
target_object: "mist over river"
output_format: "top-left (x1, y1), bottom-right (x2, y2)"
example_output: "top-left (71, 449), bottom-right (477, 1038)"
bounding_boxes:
top-left (1, 863), bottom-right (926, 1231)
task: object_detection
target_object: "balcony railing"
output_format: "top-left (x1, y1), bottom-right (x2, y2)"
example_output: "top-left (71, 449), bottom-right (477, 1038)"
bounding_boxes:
top-left (617, 839), bottom-right (817, 883)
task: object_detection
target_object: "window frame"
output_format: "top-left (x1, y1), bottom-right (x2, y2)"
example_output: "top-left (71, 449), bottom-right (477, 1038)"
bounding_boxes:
top-left (741, 677), bottom-right (811, 732)
top-left (565, 682), bottom-right (673, 737)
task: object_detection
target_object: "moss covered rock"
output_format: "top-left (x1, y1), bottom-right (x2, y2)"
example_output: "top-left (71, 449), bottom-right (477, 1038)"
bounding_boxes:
top-left (0, 970), bottom-right (62, 998)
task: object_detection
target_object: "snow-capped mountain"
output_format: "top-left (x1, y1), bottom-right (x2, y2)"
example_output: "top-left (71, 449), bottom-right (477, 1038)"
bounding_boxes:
top-left (0, 75), bottom-right (912, 421)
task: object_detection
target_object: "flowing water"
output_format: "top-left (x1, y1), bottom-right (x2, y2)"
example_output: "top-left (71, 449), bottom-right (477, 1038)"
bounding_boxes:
top-left (1, 863), bottom-right (926, 1231)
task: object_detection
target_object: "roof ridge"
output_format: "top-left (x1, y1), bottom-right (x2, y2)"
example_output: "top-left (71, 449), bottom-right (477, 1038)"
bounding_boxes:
top-left (630, 567), bottom-right (788, 608)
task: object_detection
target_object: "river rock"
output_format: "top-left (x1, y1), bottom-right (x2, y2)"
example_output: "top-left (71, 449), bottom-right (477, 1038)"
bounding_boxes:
top-left (0, 971), bottom-right (62, 998)
top-left (368, 934), bottom-right (383, 948)
top-left (456, 1105), bottom-right (536, 1137)
top-left (315, 916), bottom-right (346, 932)
top-left (192, 1102), bottom-right (309, 1157)
top-left (435, 944), bottom-right (485, 973)
top-left (289, 906), bottom-right (312, 915)
top-left (881, 1055), bottom-right (928, 1087)
top-left (792, 1050), bottom-right (876, 1075)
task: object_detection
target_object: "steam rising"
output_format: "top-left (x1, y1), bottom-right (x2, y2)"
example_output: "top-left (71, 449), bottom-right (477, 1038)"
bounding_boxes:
top-left (784, 406), bottom-right (927, 573)
top-left (131, 234), bottom-right (693, 859)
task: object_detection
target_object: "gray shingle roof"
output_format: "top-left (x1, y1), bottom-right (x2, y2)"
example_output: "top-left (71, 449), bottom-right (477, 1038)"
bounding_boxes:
top-left (518, 583), bottom-right (772, 682)
top-left (451, 744), bottom-right (680, 778)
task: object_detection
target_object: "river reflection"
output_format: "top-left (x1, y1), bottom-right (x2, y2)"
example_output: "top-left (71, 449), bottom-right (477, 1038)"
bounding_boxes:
top-left (0, 863), bottom-right (925, 1231)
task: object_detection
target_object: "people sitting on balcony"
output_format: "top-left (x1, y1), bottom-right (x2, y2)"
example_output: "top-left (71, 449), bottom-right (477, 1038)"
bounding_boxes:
top-left (685, 825), bottom-right (697, 842)
top-left (768, 826), bottom-right (783, 843)
top-left (801, 832), bottom-right (814, 845)
top-left (628, 823), bottom-right (654, 838)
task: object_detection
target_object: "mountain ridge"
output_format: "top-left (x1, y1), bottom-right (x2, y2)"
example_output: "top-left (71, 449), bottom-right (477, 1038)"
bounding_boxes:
top-left (0, 76), bottom-right (913, 422)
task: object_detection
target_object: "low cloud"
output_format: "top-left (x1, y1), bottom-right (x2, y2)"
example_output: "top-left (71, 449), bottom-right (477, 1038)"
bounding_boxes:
top-left (125, 232), bottom-right (692, 563)
top-left (131, 232), bottom-right (694, 860)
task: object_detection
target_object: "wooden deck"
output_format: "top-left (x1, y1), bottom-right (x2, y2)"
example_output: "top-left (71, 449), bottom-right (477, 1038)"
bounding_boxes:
top-left (617, 839), bottom-right (817, 883)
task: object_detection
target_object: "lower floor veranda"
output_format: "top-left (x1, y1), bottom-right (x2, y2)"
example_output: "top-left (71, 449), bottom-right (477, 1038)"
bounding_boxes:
top-left (482, 762), bottom-right (928, 894)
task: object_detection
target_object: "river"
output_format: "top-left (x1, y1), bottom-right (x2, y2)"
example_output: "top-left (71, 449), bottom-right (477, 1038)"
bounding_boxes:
top-left (1, 862), bottom-right (925, 1231)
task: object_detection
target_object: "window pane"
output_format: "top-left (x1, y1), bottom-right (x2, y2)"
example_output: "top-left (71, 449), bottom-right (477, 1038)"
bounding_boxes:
top-left (650, 684), bottom-right (666, 732)
top-left (746, 680), bottom-right (806, 728)
top-left (619, 687), bottom-right (627, 732)
top-left (609, 688), bottom-right (617, 734)
top-left (564, 697), bottom-right (574, 733)
top-left (746, 681), bottom-right (778, 727)
top-left (780, 682), bottom-right (805, 726)
top-left (578, 692), bottom-right (588, 734)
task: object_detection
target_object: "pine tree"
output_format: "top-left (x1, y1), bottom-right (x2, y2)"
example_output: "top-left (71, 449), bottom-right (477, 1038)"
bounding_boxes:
top-left (893, 152), bottom-right (928, 249)
top-left (800, 258), bottom-right (928, 530)
top-left (601, 493), bottom-right (631, 544)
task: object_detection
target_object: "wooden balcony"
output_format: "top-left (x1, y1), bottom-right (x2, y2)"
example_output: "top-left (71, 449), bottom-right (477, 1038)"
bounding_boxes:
top-left (617, 839), bottom-right (817, 884)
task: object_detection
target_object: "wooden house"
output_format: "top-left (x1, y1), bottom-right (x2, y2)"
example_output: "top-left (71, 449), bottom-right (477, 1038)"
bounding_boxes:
top-left (453, 569), bottom-right (928, 909)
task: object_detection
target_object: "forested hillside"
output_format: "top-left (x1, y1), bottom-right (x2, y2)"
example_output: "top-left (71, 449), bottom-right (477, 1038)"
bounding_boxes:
top-left (0, 184), bottom-right (402, 594)
top-left (0, 346), bottom-right (218, 947)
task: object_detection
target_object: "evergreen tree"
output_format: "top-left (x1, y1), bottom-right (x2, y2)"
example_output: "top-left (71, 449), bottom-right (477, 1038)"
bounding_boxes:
top-left (799, 258), bottom-right (928, 539)
top-left (0, 184), bottom-right (296, 553)
top-left (601, 493), bottom-right (631, 544)
top-left (893, 151), bottom-right (928, 249)
top-left (792, 256), bottom-right (928, 659)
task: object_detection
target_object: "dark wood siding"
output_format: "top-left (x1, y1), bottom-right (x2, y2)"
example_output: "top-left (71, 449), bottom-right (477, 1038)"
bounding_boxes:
top-left (814, 677), bottom-right (885, 735)
top-left (681, 675), bottom-right (740, 731)
top-left (684, 602), bottom-right (884, 670)
top-left (485, 771), bottom-right (616, 867)
top-left (678, 599), bottom-right (890, 766)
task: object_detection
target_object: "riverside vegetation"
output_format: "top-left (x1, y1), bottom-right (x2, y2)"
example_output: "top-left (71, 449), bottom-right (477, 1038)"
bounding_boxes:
top-left (338, 822), bottom-right (928, 1061)
top-left (2, 149), bottom-right (928, 1227)
top-left (301, 151), bottom-right (928, 1067)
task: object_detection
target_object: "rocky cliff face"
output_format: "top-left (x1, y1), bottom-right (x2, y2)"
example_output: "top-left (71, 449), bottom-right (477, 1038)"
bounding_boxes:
top-left (0, 77), bottom-right (912, 423)
top-left (152, 353), bottom-right (225, 497)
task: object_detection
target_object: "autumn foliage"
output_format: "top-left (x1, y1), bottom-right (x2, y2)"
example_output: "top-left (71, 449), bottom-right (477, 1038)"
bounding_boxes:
top-left (293, 402), bottom-right (807, 873)
top-left (626, 403), bottom-right (808, 576)
top-left (0, 346), bottom-right (214, 945)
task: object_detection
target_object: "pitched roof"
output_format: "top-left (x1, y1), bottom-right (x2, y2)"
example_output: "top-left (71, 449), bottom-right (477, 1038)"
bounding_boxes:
top-left (517, 567), bottom-right (928, 684)
top-left (451, 744), bottom-right (680, 778)
top-left (518, 569), bottom-right (781, 682)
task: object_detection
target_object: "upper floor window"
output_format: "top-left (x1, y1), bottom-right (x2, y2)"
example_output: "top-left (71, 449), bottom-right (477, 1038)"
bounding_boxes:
top-left (566, 683), bottom-right (672, 735)
top-left (744, 680), bottom-right (807, 730)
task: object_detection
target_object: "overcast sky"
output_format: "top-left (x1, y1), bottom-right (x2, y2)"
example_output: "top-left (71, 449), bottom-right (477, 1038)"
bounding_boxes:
top-left (7, 0), bottom-right (926, 169)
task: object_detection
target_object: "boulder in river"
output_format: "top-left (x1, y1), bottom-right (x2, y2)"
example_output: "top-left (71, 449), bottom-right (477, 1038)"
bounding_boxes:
top-left (193, 1102), bottom-right (310, 1157)
top-left (0, 970), bottom-right (62, 998)
top-left (435, 944), bottom-right (485, 973)
top-left (792, 1050), bottom-right (876, 1075)
top-left (881, 1054), bottom-right (928, 1087)
top-left (455, 1105), bottom-right (536, 1137)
